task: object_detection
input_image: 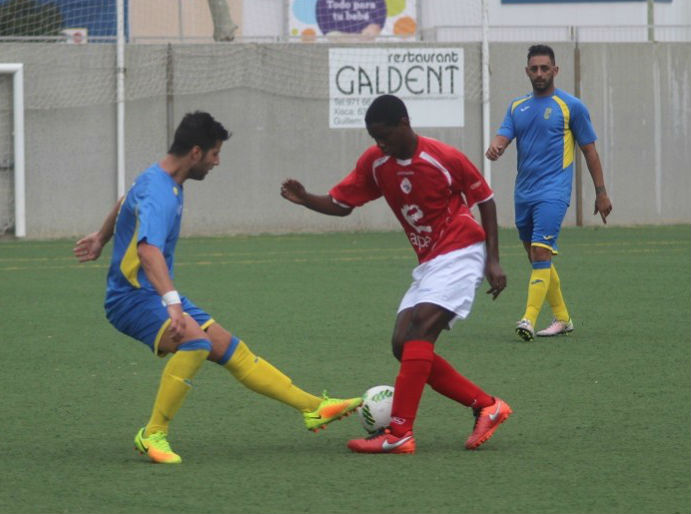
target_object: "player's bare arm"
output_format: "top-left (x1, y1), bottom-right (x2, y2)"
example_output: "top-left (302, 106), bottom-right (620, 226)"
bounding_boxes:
top-left (580, 142), bottom-right (613, 223)
top-left (73, 196), bottom-right (124, 262)
top-left (281, 178), bottom-right (352, 216)
top-left (477, 198), bottom-right (507, 300)
top-left (137, 241), bottom-right (186, 341)
top-left (485, 135), bottom-right (511, 161)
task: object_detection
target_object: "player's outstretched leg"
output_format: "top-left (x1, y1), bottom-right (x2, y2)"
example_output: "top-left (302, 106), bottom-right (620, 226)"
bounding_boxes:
top-left (134, 427), bottom-right (182, 464)
top-left (464, 397), bottom-right (513, 450)
top-left (303, 392), bottom-right (363, 432)
top-left (220, 338), bottom-right (361, 431)
top-left (347, 428), bottom-right (416, 454)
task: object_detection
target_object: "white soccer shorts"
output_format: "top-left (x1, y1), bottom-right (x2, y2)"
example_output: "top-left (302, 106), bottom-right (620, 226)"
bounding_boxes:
top-left (397, 242), bottom-right (486, 328)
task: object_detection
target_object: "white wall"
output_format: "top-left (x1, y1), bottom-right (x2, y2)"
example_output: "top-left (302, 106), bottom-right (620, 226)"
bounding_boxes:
top-left (484, 0), bottom-right (688, 27)
top-left (4, 42), bottom-right (688, 238)
top-left (240, 0), bottom-right (691, 40)
top-left (241, 0), bottom-right (284, 40)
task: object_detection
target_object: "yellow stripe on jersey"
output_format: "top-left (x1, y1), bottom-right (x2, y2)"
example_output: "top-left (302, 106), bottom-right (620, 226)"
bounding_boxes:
top-left (120, 219), bottom-right (141, 288)
top-left (511, 96), bottom-right (530, 114)
top-left (552, 95), bottom-right (574, 169)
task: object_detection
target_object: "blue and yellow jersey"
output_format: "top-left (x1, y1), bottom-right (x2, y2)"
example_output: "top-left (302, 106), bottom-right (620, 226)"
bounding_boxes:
top-left (498, 88), bottom-right (597, 204)
top-left (105, 163), bottom-right (183, 305)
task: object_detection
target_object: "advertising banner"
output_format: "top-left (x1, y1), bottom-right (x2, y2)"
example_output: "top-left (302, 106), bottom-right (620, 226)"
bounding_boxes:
top-left (290, 0), bottom-right (417, 41)
top-left (502, 0), bottom-right (670, 3)
top-left (329, 47), bottom-right (464, 129)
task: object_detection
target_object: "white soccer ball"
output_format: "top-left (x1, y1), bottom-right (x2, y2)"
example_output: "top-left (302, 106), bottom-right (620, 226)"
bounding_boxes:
top-left (357, 385), bottom-right (394, 433)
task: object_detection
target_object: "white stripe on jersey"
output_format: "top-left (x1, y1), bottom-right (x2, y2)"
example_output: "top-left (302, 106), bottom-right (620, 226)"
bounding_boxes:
top-left (467, 192), bottom-right (495, 210)
top-left (419, 151), bottom-right (452, 186)
top-left (371, 155), bottom-right (390, 186)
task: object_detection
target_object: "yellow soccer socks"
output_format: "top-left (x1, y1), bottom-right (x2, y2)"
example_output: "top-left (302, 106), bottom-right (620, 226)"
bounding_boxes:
top-left (145, 339), bottom-right (211, 436)
top-left (522, 261), bottom-right (552, 327)
top-left (546, 263), bottom-right (570, 322)
top-left (222, 337), bottom-right (320, 412)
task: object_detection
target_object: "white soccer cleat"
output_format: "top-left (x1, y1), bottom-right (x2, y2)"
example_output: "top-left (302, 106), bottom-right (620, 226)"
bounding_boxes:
top-left (537, 318), bottom-right (574, 337)
top-left (515, 319), bottom-right (535, 341)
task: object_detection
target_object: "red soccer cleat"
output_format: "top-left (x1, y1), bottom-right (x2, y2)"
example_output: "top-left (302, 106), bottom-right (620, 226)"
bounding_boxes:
top-left (465, 397), bottom-right (513, 450)
top-left (347, 428), bottom-right (416, 454)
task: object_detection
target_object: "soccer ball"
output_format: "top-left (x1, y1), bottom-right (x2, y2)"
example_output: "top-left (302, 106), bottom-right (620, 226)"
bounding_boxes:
top-left (357, 385), bottom-right (394, 433)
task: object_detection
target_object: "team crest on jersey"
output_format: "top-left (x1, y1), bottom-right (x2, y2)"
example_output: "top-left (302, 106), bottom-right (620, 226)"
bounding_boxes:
top-left (400, 178), bottom-right (412, 194)
top-left (543, 107), bottom-right (552, 119)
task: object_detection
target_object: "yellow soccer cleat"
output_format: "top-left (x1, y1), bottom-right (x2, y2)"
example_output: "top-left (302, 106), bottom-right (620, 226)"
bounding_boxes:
top-left (134, 427), bottom-right (182, 464)
top-left (303, 392), bottom-right (363, 432)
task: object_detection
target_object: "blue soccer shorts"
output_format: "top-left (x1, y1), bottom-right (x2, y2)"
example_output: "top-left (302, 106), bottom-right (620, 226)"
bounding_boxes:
top-left (514, 199), bottom-right (569, 254)
top-left (105, 289), bottom-right (215, 356)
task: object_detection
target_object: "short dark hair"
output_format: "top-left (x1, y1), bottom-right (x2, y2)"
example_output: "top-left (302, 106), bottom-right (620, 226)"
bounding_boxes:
top-left (527, 44), bottom-right (555, 65)
top-left (365, 95), bottom-right (408, 127)
top-left (168, 111), bottom-right (230, 156)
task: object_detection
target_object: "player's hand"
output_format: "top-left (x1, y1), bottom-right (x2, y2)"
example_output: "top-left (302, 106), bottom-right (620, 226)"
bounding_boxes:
top-left (485, 142), bottom-right (505, 161)
top-left (485, 260), bottom-right (507, 300)
top-left (73, 232), bottom-right (104, 262)
top-left (594, 192), bottom-right (612, 224)
top-left (166, 304), bottom-right (186, 342)
top-left (280, 179), bottom-right (307, 205)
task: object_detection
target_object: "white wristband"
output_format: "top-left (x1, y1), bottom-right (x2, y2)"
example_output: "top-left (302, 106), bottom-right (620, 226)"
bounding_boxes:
top-left (162, 290), bottom-right (181, 306)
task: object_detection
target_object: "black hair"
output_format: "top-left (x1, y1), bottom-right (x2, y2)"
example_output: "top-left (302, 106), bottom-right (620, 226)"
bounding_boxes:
top-left (365, 95), bottom-right (408, 127)
top-left (527, 44), bottom-right (555, 65)
top-left (168, 111), bottom-right (230, 156)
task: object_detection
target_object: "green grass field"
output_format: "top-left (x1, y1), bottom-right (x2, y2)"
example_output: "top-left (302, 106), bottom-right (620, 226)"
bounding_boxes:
top-left (1, 225), bottom-right (689, 514)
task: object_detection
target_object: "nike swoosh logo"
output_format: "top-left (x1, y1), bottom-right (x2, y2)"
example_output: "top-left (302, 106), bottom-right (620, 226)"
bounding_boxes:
top-left (489, 402), bottom-right (502, 421)
top-left (530, 279), bottom-right (544, 285)
top-left (382, 436), bottom-right (413, 451)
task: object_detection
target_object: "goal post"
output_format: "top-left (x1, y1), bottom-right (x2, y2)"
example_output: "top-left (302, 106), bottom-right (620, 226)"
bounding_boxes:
top-left (0, 63), bottom-right (25, 238)
top-left (481, 0), bottom-right (491, 187)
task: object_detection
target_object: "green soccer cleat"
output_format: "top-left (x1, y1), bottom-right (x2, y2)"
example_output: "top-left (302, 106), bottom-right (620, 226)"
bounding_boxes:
top-left (134, 427), bottom-right (182, 464)
top-left (303, 392), bottom-right (363, 432)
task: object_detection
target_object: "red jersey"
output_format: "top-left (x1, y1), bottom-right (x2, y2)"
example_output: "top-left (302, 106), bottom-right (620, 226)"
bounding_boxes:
top-left (329, 136), bottom-right (493, 263)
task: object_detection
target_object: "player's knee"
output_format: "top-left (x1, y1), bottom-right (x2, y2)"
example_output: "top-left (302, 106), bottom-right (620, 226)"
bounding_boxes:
top-left (530, 245), bottom-right (553, 262)
top-left (177, 338), bottom-right (212, 353)
top-left (391, 336), bottom-right (404, 361)
top-left (404, 314), bottom-right (444, 342)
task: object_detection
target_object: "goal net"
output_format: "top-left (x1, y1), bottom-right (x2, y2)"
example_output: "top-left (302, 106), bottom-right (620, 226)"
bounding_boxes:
top-left (0, 0), bottom-right (489, 236)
